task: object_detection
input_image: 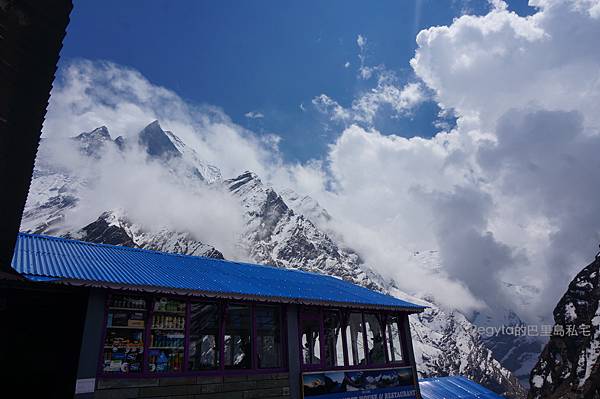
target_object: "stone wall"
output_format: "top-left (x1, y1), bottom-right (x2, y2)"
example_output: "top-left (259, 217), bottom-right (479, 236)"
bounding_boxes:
top-left (95, 373), bottom-right (291, 399)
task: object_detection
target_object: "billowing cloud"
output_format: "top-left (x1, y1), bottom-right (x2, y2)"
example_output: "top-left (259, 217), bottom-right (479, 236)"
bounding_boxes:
top-left (298, 0), bottom-right (600, 321)
top-left (39, 60), bottom-right (288, 258)
top-left (44, 60), bottom-right (280, 180)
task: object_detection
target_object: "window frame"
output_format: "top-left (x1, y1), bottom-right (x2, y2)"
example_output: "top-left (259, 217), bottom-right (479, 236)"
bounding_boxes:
top-left (384, 313), bottom-right (409, 366)
top-left (298, 307), bottom-right (324, 370)
top-left (322, 309), bottom-right (348, 368)
top-left (363, 312), bottom-right (388, 366)
top-left (254, 304), bottom-right (285, 369)
top-left (187, 301), bottom-right (221, 372)
top-left (97, 290), bottom-right (288, 378)
top-left (298, 307), bottom-right (410, 372)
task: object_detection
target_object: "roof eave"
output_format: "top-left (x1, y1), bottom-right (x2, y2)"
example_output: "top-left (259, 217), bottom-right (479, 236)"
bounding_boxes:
top-left (23, 276), bottom-right (426, 313)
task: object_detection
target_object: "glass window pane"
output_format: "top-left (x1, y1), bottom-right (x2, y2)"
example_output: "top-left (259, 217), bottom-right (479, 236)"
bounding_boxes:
top-left (386, 315), bottom-right (404, 363)
top-left (323, 311), bottom-right (345, 367)
top-left (346, 312), bottom-right (366, 366)
top-left (103, 295), bottom-right (147, 374)
top-left (224, 304), bottom-right (252, 369)
top-left (256, 306), bottom-right (282, 368)
top-left (300, 316), bottom-right (321, 366)
top-left (188, 303), bottom-right (220, 370)
top-left (364, 313), bottom-right (386, 364)
top-left (148, 297), bottom-right (186, 373)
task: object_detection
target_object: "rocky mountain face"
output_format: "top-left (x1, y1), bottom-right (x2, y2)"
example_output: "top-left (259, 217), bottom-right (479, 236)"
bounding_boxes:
top-left (474, 308), bottom-right (545, 388)
top-left (67, 211), bottom-right (224, 259)
top-left (225, 171), bottom-right (385, 292)
top-left (528, 256), bottom-right (600, 399)
top-left (413, 304), bottom-right (525, 396)
top-left (21, 121), bottom-right (526, 398)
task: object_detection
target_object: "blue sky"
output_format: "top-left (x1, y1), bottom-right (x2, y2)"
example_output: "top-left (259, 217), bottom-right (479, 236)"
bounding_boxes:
top-left (61, 0), bottom-right (535, 162)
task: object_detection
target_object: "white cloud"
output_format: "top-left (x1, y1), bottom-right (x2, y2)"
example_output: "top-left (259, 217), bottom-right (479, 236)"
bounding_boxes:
top-left (44, 60), bottom-right (280, 181)
top-left (244, 111), bottom-right (264, 119)
top-left (39, 60), bottom-right (288, 258)
top-left (356, 34), bottom-right (380, 80)
top-left (314, 35), bottom-right (426, 127)
top-left (488, 0), bottom-right (508, 11)
top-left (298, 0), bottom-right (600, 321)
top-left (344, 61), bottom-right (351, 68)
top-left (312, 94), bottom-right (351, 122)
top-left (313, 70), bottom-right (425, 127)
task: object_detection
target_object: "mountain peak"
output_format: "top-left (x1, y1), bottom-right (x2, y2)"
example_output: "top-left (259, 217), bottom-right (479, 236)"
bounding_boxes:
top-left (72, 126), bottom-right (114, 157)
top-left (74, 125), bottom-right (112, 141)
top-left (138, 120), bottom-right (181, 159)
top-left (225, 171), bottom-right (261, 192)
top-left (239, 170), bottom-right (260, 180)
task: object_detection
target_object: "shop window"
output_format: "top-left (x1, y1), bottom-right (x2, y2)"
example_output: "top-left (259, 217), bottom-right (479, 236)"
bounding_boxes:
top-left (300, 313), bottom-right (321, 366)
top-left (364, 313), bottom-right (386, 364)
top-left (224, 304), bottom-right (252, 369)
top-left (102, 294), bottom-right (147, 373)
top-left (188, 303), bottom-right (220, 370)
top-left (346, 312), bottom-right (366, 366)
top-left (323, 310), bottom-right (345, 367)
top-left (255, 305), bottom-right (282, 368)
top-left (386, 315), bottom-right (404, 363)
top-left (147, 297), bottom-right (186, 373)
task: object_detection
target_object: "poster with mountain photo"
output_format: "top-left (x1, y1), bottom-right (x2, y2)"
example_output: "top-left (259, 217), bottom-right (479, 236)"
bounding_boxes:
top-left (302, 367), bottom-right (417, 398)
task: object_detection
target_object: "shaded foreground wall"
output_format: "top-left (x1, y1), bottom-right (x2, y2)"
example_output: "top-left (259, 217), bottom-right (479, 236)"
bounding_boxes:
top-left (0, 0), bottom-right (72, 273)
top-left (95, 373), bottom-right (291, 399)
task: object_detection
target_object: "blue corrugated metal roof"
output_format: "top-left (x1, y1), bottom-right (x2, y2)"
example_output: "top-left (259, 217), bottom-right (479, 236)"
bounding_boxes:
top-left (419, 376), bottom-right (504, 399)
top-left (10, 233), bottom-right (425, 311)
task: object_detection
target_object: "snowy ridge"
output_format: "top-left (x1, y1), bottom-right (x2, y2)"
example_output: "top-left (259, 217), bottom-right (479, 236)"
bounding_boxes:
top-left (280, 188), bottom-right (332, 226)
top-left (67, 210), bottom-right (224, 259)
top-left (21, 121), bottom-right (525, 398)
top-left (225, 171), bottom-right (386, 292)
top-left (165, 130), bottom-right (222, 184)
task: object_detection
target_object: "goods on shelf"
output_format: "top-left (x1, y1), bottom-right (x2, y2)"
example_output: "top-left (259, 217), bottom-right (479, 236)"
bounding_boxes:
top-left (151, 314), bottom-right (185, 329)
top-left (110, 295), bottom-right (146, 310)
top-left (148, 350), bottom-right (184, 372)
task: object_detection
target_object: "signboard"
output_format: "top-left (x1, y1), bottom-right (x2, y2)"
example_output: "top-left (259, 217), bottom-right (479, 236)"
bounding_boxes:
top-left (75, 378), bottom-right (96, 394)
top-left (302, 366), bottom-right (417, 399)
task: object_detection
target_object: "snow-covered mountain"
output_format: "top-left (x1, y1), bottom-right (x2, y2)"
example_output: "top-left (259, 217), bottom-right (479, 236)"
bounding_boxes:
top-left (225, 171), bottom-right (385, 292)
top-left (528, 255), bottom-right (600, 398)
top-left (413, 303), bottom-right (524, 396)
top-left (21, 121), bottom-right (525, 398)
top-left (473, 308), bottom-right (545, 388)
top-left (409, 250), bottom-right (544, 388)
top-left (67, 210), bottom-right (224, 259)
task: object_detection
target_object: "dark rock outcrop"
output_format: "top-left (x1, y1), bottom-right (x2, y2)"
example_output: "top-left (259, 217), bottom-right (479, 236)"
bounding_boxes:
top-left (529, 256), bottom-right (600, 398)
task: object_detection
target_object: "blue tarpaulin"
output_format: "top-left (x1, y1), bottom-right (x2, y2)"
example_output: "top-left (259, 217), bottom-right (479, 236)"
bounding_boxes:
top-left (419, 376), bottom-right (504, 399)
